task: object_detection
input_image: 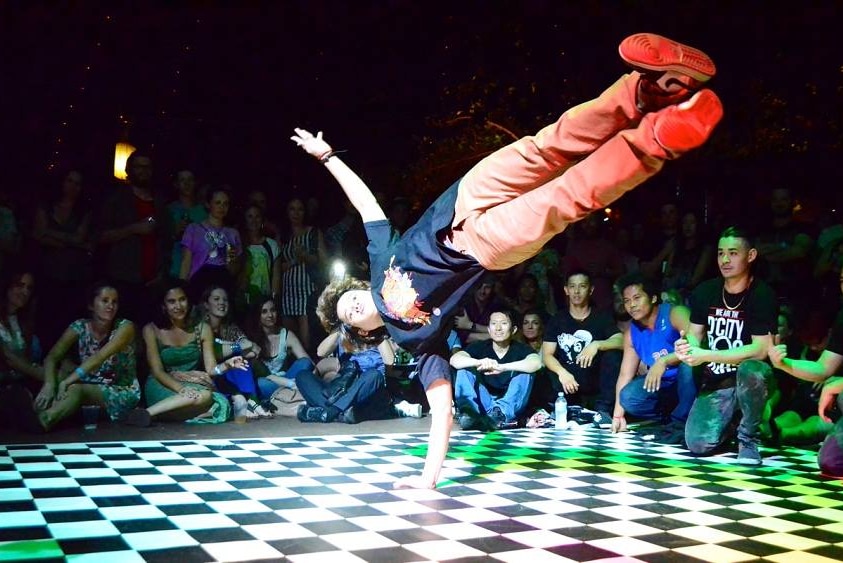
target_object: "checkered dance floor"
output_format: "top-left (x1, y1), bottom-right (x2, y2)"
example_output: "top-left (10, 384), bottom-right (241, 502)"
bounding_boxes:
top-left (2, 427), bottom-right (843, 562)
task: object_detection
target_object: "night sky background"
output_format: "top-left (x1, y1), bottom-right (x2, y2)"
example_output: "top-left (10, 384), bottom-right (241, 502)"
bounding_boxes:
top-left (2, 2), bottom-right (842, 227)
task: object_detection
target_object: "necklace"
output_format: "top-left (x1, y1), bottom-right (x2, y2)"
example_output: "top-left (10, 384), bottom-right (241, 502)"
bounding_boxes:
top-left (722, 285), bottom-right (747, 311)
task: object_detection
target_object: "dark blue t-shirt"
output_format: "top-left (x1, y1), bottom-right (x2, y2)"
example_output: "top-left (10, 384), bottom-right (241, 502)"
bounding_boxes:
top-left (365, 181), bottom-right (486, 358)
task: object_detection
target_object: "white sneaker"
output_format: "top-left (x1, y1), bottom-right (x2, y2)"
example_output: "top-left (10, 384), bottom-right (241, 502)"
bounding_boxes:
top-left (395, 400), bottom-right (423, 418)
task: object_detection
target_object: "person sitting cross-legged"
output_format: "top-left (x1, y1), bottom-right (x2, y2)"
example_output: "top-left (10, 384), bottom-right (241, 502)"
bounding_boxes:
top-left (451, 309), bottom-right (541, 430)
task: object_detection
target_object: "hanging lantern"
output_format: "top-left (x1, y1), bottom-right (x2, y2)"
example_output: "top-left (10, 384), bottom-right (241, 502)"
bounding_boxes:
top-left (114, 141), bottom-right (136, 180)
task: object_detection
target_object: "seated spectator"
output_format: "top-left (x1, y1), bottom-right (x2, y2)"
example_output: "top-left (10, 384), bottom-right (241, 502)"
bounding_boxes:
top-left (238, 205), bottom-right (281, 309)
top-left (768, 265), bottom-right (843, 474)
top-left (201, 285), bottom-right (269, 421)
top-left (20, 283), bottom-right (140, 431)
top-left (541, 271), bottom-right (622, 418)
top-left (612, 273), bottom-right (695, 442)
top-left (818, 378), bottom-right (843, 477)
top-left (676, 227), bottom-right (777, 465)
top-left (451, 309), bottom-right (541, 430)
top-left (296, 325), bottom-right (394, 423)
top-left (245, 296), bottom-right (314, 399)
top-left (180, 187), bottom-right (242, 303)
top-left (32, 169), bottom-right (93, 348)
top-left (0, 268), bottom-right (44, 392)
top-left (122, 280), bottom-right (237, 427)
top-left (517, 310), bottom-right (544, 353)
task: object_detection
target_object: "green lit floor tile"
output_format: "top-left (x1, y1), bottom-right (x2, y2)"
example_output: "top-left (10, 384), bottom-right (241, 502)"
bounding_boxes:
top-left (0, 539), bottom-right (62, 561)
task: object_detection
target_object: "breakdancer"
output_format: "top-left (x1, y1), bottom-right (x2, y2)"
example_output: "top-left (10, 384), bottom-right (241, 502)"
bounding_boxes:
top-left (292, 33), bottom-right (722, 489)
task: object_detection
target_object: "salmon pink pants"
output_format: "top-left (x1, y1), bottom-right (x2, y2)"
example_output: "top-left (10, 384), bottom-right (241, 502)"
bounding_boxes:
top-left (451, 72), bottom-right (672, 271)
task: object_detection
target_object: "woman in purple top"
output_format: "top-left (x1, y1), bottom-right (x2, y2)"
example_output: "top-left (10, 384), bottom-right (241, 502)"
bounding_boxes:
top-left (180, 186), bottom-right (242, 302)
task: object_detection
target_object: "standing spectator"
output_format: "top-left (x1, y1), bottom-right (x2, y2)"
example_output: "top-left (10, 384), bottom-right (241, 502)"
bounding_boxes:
top-left (246, 189), bottom-right (280, 240)
top-left (612, 272), bottom-right (695, 442)
top-left (452, 309), bottom-right (541, 430)
top-left (755, 186), bottom-right (815, 307)
top-left (453, 274), bottom-right (499, 345)
top-left (32, 170), bottom-right (93, 348)
top-left (279, 197), bottom-right (327, 352)
top-left (541, 270), bottom-right (622, 418)
top-left (165, 170), bottom-right (207, 279)
top-left (676, 226), bottom-right (778, 465)
top-left (0, 187), bottom-right (21, 276)
top-left (97, 151), bottom-right (166, 324)
top-left (180, 187), bottom-right (242, 303)
top-left (239, 205), bottom-right (281, 309)
top-left (564, 213), bottom-right (624, 310)
top-left (22, 283), bottom-right (140, 431)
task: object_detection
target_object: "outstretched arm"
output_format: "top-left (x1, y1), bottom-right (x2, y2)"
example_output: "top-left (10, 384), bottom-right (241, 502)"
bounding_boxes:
top-left (291, 128), bottom-right (386, 223)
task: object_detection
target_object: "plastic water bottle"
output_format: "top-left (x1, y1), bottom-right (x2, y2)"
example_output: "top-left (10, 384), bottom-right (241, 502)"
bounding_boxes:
top-left (554, 392), bottom-right (568, 429)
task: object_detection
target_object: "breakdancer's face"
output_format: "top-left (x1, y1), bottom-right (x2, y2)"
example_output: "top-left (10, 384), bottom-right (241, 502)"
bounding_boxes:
top-left (337, 290), bottom-right (384, 332)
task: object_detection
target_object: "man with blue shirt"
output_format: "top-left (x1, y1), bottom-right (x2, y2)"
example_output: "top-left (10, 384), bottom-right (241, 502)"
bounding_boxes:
top-left (613, 272), bottom-right (695, 443)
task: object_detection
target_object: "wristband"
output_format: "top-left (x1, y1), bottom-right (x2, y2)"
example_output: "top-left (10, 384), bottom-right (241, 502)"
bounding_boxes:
top-left (232, 342), bottom-right (243, 356)
top-left (318, 150), bottom-right (334, 163)
top-left (214, 364), bottom-right (224, 376)
top-left (74, 367), bottom-right (86, 379)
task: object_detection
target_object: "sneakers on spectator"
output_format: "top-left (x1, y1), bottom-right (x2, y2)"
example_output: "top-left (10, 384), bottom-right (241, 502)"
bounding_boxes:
top-left (459, 410), bottom-right (495, 431)
top-left (297, 405), bottom-right (326, 423)
top-left (651, 420), bottom-right (687, 446)
top-left (247, 399), bottom-right (273, 419)
top-left (489, 407), bottom-right (507, 429)
top-left (121, 408), bottom-right (152, 428)
top-left (653, 89), bottom-right (723, 155)
top-left (737, 441), bottom-right (763, 466)
top-left (394, 400), bottom-right (423, 418)
top-left (619, 33), bottom-right (716, 112)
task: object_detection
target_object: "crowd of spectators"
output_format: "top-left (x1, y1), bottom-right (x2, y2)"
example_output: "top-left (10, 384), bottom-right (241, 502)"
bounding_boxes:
top-left (1, 152), bottom-right (841, 476)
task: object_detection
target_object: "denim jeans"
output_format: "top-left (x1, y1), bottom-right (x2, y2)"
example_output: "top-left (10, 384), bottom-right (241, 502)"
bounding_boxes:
top-left (619, 361), bottom-right (696, 423)
top-left (257, 357), bottom-right (315, 399)
top-left (818, 394), bottom-right (843, 477)
top-left (454, 369), bottom-right (533, 421)
top-left (685, 359), bottom-right (773, 455)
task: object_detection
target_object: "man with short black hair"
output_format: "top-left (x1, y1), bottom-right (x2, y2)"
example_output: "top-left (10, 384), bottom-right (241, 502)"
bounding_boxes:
top-left (451, 309), bottom-right (541, 430)
top-left (613, 272), bottom-right (695, 442)
top-left (676, 226), bottom-right (777, 465)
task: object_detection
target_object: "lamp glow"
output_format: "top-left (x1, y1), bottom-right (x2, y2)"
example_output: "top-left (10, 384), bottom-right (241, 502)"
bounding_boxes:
top-left (114, 141), bottom-right (136, 180)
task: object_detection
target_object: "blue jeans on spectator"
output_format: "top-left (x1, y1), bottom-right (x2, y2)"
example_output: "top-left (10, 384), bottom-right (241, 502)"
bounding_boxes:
top-left (685, 359), bottom-right (773, 456)
top-left (257, 358), bottom-right (315, 399)
top-left (818, 394), bottom-right (843, 477)
top-left (619, 361), bottom-right (696, 423)
top-left (454, 369), bottom-right (533, 422)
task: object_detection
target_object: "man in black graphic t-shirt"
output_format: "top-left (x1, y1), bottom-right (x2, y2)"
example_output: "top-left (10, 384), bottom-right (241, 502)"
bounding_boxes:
top-left (676, 226), bottom-right (777, 465)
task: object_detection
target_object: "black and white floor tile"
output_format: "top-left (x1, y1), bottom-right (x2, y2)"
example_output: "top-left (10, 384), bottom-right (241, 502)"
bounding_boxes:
top-left (2, 427), bottom-right (842, 562)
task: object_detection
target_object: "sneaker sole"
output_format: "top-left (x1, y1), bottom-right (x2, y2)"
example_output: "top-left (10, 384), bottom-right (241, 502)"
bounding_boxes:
top-left (654, 89), bottom-right (723, 153)
top-left (620, 33), bottom-right (716, 82)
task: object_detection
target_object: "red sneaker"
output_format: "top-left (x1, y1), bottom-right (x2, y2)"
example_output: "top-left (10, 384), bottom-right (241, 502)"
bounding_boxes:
top-left (620, 33), bottom-right (716, 112)
top-left (620, 33), bottom-right (716, 82)
top-left (653, 89), bottom-right (723, 155)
